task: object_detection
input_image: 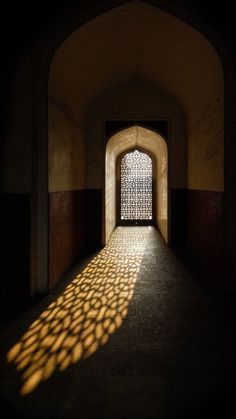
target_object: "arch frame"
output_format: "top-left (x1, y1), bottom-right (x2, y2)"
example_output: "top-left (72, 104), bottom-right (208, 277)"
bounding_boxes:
top-left (105, 125), bottom-right (168, 244)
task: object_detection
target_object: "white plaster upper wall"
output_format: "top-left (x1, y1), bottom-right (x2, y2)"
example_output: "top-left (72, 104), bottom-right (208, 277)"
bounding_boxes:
top-left (187, 95), bottom-right (224, 191)
top-left (86, 80), bottom-right (186, 190)
top-left (48, 99), bottom-right (85, 192)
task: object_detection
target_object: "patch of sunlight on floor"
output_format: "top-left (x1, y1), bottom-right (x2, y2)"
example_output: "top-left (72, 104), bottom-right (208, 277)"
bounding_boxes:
top-left (7, 227), bottom-right (150, 396)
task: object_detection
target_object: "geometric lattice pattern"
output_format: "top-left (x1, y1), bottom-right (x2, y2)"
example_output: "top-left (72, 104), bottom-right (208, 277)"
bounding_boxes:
top-left (121, 149), bottom-right (153, 220)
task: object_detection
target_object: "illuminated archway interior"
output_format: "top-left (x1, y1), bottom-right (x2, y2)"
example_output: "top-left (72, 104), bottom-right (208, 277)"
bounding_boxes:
top-left (105, 126), bottom-right (168, 243)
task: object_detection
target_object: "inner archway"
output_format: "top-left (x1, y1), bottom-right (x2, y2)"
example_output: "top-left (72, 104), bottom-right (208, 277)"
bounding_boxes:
top-left (105, 126), bottom-right (168, 244)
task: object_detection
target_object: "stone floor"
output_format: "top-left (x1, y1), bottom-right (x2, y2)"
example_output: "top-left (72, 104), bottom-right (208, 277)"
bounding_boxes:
top-left (0, 227), bottom-right (234, 419)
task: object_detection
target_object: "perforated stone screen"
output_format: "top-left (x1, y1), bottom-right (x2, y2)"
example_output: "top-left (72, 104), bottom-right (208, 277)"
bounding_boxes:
top-left (120, 150), bottom-right (152, 220)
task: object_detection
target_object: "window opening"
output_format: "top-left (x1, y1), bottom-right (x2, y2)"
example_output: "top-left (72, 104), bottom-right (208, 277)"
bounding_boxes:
top-left (120, 150), bottom-right (152, 220)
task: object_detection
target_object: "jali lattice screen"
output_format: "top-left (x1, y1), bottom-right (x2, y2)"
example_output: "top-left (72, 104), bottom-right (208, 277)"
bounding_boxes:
top-left (120, 150), bottom-right (152, 220)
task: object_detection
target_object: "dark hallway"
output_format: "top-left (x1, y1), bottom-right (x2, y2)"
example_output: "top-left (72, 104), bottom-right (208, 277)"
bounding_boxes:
top-left (1, 1), bottom-right (236, 418)
top-left (0, 227), bottom-right (233, 418)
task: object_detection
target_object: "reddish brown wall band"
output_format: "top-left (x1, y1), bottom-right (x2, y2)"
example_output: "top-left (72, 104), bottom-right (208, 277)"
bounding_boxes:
top-left (49, 188), bottom-right (224, 290)
top-left (1, 193), bottom-right (31, 318)
top-left (187, 189), bottom-right (225, 280)
top-left (49, 190), bottom-right (86, 288)
top-left (48, 189), bottom-right (103, 289)
top-left (85, 189), bottom-right (103, 251)
top-left (171, 188), bottom-right (187, 247)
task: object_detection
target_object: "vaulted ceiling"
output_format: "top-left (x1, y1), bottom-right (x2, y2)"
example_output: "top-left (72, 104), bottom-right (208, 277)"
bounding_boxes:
top-left (49, 0), bottom-right (223, 129)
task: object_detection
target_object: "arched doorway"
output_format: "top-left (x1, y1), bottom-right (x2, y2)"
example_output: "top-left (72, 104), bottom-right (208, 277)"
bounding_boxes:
top-left (105, 126), bottom-right (168, 244)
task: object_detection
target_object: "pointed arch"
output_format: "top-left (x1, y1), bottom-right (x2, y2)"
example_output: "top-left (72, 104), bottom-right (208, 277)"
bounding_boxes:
top-left (105, 126), bottom-right (168, 243)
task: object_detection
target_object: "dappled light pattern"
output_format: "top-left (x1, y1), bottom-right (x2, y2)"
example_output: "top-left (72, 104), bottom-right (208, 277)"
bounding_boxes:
top-left (7, 227), bottom-right (149, 396)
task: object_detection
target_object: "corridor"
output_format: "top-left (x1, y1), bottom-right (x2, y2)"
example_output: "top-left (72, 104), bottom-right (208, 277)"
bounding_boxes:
top-left (0, 227), bottom-right (233, 419)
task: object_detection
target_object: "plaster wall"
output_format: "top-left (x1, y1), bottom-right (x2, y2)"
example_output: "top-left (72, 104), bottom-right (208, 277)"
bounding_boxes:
top-left (86, 80), bottom-right (186, 191)
top-left (48, 98), bottom-right (85, 192)
top-left (187, 96), bottom-right (224, 191)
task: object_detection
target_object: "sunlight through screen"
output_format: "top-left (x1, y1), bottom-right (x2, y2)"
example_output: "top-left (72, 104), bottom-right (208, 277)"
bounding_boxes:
top-left (7, 227), bottom-right (150, 395)
top-left (121, 150), bottom-right (152, 220)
